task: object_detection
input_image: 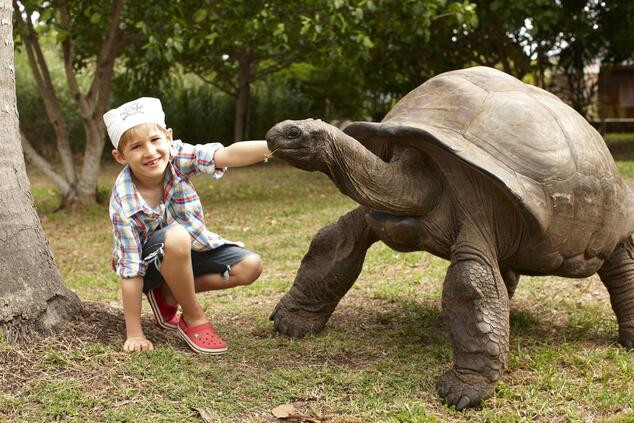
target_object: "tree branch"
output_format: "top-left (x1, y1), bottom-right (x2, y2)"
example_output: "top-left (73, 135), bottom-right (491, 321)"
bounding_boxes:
top-left (20, 130), bottom-right (72, 196)
top-left (58, 0), bottom-right (90, 119)
top-left (253, 61), bottom-right (293, 81)
top-left (87, 0), bottom-right (124, 112)
top-left (191, 69), bottom-right (235, 94)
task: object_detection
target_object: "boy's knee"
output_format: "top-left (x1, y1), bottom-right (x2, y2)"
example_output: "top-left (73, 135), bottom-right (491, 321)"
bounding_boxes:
top-left (163, 224), bottom-right (191, 257)
top-left (234, 254), bottom-right (262, 285)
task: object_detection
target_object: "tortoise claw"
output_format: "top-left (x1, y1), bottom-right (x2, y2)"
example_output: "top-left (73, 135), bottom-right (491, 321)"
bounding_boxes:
top-left (269, 295), bottom-right (330, 338)
top-left (437, 368), bottom-right (495, 410)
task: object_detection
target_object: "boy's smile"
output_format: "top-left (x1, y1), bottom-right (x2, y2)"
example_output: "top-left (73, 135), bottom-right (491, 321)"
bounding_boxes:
top-left (112, 123), bottom-right (172, 186)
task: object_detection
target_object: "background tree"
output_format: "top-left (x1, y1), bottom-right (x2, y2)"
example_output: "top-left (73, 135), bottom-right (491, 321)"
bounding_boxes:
top-left (296, 0), bottom-right (478, 120)
top-left (13, 0), bottom-right (174, 208)
top-left (171, 0), bottom-right (310, 141)
top-left (0, 0), bottom-right (80, 342)
top-left (597, 0), bottom-right (634, 64)
top-left (162, 0), bottom-right (476, 140)
top-left (549, 0), bottom-right (605, 117)
top-left (452, 0), bottom-right (634, 119)
top-left (357, 0), bottom-right (478, 118)
top-left (447, 0), bottom-right (541, 79)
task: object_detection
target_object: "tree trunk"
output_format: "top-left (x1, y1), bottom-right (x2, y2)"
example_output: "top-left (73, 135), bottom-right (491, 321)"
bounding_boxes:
top-left (0, 0), bottom-right (80, 342)
top-left (233, 52), bottom-right (251, 142)
top-left (76, 121), bottom-right (107, 205)
top-left (14, 0), bottom-right (123, 209)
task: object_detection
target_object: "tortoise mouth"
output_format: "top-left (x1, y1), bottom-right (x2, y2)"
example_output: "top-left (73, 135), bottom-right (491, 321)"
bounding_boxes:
top-left (273, 145), bottom-right (310, 153)
top-left (272, 145), bottom-right (313, 160)
top-left (271, 146), bottom-right (319, 171)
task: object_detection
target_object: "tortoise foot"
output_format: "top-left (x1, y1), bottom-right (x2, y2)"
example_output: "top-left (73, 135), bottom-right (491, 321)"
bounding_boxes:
top-left (269, 296), bottom-right (332, 338)
top-left (437, 368), bottom-right (496, 410)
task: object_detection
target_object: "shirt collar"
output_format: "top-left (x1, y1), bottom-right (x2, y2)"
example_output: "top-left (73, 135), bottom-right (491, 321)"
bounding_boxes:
top-left (116, 165), bottom-right (176, 218)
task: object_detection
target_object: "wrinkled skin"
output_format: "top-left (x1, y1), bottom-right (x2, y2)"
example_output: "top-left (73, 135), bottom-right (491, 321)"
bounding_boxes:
top-left (264, 71), bottom-right (634, 410)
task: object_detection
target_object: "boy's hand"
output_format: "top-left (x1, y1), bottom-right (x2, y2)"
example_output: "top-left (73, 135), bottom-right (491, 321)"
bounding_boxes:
top-left (124, 336), bottom-right (154, 352)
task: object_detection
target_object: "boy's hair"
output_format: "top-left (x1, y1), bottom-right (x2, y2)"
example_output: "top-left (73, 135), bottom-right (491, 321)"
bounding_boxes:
top-left (117, 123), bottom-right (170, 153)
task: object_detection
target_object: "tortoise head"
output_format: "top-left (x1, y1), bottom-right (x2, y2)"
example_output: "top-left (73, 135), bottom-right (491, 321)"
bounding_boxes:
top-left (265, 119), bottom-right (338, 171)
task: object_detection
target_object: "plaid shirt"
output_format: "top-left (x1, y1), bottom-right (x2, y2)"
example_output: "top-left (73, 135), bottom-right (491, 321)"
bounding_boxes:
top-left (109, 140), bottom-right (229, 278)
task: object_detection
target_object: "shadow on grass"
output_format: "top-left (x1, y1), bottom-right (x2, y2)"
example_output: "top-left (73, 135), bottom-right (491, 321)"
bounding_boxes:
top-left (325, 296), bottom-right (621, 358)
top-left (39, 296), bottom-right (622, 359)
top-left (47, 298), bottom-right (618, 360)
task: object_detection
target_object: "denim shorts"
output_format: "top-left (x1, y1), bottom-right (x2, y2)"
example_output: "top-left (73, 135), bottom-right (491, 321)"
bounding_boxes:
top-left (141, 225), bottom-right (253, 293)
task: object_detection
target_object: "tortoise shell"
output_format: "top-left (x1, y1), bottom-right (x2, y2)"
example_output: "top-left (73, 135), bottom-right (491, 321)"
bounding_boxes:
top-left (345, 66), bottom-right (634, 262)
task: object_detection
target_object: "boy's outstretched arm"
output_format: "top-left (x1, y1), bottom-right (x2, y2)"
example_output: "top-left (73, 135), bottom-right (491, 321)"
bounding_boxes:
top-left (213, 140), bottom-right (270, 168)
top-left (121, 277), bottom-right (154, 352)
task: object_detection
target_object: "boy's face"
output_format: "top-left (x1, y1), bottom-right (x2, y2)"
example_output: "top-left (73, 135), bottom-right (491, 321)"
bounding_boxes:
top-left (112, 123), bottom-right (173, 183)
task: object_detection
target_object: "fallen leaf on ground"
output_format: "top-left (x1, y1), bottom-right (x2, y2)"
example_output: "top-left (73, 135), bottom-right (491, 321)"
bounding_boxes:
top-left (272, 404), bottom-right (299, 418)
top-left (271, 404), bottom-right (328, 422)
top-left (192, 407), bottom-right (215, 423)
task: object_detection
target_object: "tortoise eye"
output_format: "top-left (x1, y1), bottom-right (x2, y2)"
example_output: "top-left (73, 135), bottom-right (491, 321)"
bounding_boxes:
top-left (286, 126), bottom-right (302, 139)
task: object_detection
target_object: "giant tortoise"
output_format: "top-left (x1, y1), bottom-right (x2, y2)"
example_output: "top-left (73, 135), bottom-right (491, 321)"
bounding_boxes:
top-left (265, 66), bottom-right (634, 409)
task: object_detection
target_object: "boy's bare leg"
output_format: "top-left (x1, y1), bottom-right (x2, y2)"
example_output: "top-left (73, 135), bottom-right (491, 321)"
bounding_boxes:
top-left (160, 284), bottom-right (178, 306)
top-left (159, 251), bottom-right (262, 305)
top-left (159, 225), bottom-right (207, 327)
top-left (194, 254), bottom-right (263, 292)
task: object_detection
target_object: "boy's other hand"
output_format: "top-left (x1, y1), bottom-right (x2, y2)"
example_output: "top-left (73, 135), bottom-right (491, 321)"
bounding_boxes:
top-left (124, 336), bottom-right (154, 352)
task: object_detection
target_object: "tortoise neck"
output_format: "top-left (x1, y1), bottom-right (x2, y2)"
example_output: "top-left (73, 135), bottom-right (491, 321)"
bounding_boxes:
top-left (323, 132), bottom-right (441, 215)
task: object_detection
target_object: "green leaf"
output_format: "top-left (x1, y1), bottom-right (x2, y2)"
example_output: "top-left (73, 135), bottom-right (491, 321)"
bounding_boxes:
top-left (194, 9), bottom-right (207, 23)
top-left (55, 28), bottom-right (69, 43)
top-left (39, 8), bottom-right (53, 23)
top-left (273, 22), bottom-right (285, 37)
top-left (205, 33), bottom-right (218, 44)
top-left (89, 13), bottom-right (101, 25)
top-left (361, 35), bottom-right (374, 48)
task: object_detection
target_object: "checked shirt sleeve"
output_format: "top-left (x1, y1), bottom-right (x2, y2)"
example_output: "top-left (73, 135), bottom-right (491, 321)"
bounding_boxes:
top-left (171, 140), bottom-right (226, 179)
top-left (110, 205), bottom-right (144, 279)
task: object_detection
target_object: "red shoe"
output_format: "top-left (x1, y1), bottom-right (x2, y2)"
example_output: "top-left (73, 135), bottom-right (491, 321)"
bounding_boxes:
top-left (146, 287), bottom-right (179, 330)
top-left (177, 317), bottom-right (228, 354)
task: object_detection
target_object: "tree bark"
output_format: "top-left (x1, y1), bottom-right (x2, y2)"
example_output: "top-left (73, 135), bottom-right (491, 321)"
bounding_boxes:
top-left (233, 51), bottom-right (252, 142)
top-left (0, 0), bottom-right (80, 342)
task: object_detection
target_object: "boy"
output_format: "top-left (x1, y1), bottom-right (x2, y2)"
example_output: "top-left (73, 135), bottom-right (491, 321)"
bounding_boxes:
top-left (104, 97), bottom-right (270, 354)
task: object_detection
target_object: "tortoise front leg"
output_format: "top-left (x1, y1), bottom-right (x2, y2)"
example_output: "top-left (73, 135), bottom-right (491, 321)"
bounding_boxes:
top-left (437, 243), bottom-right (510, 410)
top-left (271, 206), bottom-right (378, 338)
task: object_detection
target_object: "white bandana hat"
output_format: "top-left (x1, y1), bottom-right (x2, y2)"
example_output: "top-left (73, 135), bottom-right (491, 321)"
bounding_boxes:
top-left (103, 97), bottom-right (166, 149)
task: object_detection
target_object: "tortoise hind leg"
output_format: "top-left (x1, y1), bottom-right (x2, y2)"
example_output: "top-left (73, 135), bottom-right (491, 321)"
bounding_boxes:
top-left (501, 269), bottom-right (520, 300)
top-left (437, 239), bottom-right (510, 410)
top-left (270, 206), bottom-right (378, 338)
top-left (597, 237), bottom-right (634, 348)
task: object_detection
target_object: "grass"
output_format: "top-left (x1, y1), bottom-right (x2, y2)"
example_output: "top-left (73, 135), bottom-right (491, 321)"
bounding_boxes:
top-left (2, 154), bottom-right (634, 422)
